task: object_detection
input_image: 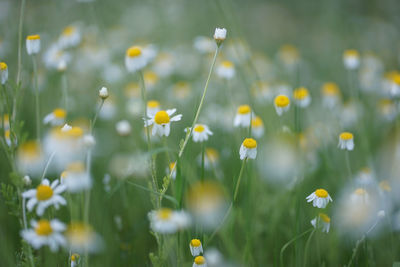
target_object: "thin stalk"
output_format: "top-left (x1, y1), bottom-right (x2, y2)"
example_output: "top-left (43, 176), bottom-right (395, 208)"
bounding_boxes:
top-left (302, 228), bottom-right (316, 267)
top-left (41, 150), bottom-right (56, 180)
top-left (16, 0), bottom-right (26, 86)
top-left (233, 158), bottom-right (247, 202)
top-left (201, 142), bottom-right (205, 181)
top-left (32, 56), bottom-right (40, 141)
top-left (90, 99), bottom-right (104, 134)
top-left (280, 228), bottom-right (313, 267)
top-left (345, 151), bottom-right (352, 179)
top-left (22, 198), bottom-right (35, 267)
top-left (162, 137), bottom-right (171, 165)
top-left (61, 71), bottom-right (69, 111)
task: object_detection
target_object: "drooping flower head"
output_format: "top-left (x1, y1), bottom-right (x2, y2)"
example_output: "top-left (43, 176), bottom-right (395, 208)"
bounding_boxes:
top-left (306, 189), bottom-right (332, 208)
top-left (26, 34), bottom-right (41, 55)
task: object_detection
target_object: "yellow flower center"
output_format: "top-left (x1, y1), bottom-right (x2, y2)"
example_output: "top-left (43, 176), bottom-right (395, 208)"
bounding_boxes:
top-left (238, 105), bottom-right (251, 114)
top-left (194, 125), bottom-right (205, 133)
top-left (251, 116), bottom-right (263, 127)
top-left (0, 62), bottom-right (7, 70)
top-left (322, 82), bottom-right (339, 96)
top-left (53, 108), bottom-right (66, 119)
top-left (5, 129), bottom-right (10, 139)
top-left (340, 132), bottom-right (353, 140)
top-left (274, 95), bottom-right (290, 108)
top-left (222, 60), bottom-right (233, 68)
top-left (344, 49), bottom-right (359, 58)
top-left (243, 138), bottom-right (257, 149)
top-left (67, 222), bottom-right (92, 244)
top-left (35, 220), bottom-right (53, 236)
top-left (190, 239), bottom-right (201, 247)
top-left (20, 141), bottom-right (41, 158)
top-left (62, 26), bottom-right (75, 36)
top-left (205, 148), bottom-right (219, 162)
top-left (144, 71), bottom-right (158, 83)
top-left (147, 100), bottom-right (160, 108)
top-left (66, 127), bottom-right (84, 138)
top-left (293, 87), bottom-right (309, 100)
top-left (154, 110), bottom-right (170, 124)
top-left (71, 254), bottom-right (79, 262)
top-left (194, 256), bottom-right (206, 265)
top-left (27, 34), bottom-right (40, 40)
top-left (36, 185), bottom-right (54, 201)
top-left (319, 213), bottom-right (331, 223)
top-left (126, 46), bottom-right (142, 58)
top-left (379, 180), bottom-right (391, 192)
top-left (67, 162), bottom-right (85, 172)
top-left (169, 162), bottom-right (176, 171)
top-left (354, 188), bottom-right (366, 195)
top-left (315, 189), bottom-right (328, 198)
top-left (158, 208), bottom-right (172, 220)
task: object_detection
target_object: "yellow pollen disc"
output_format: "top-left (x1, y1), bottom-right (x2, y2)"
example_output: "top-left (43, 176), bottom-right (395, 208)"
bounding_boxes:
top-left (169, 162), bottom-right (176, 170)
top-left (67, 222), bottom-right (92, 244)
top-left (35, 220), bottom-right (53, 236)
top-left (36, 185), bottom-right (54, 201)
top-left (144, 71), bottom-right (158, 83)
top-left (205, 148), bottom-right (219, 162)
top-left (274, 95), bottom-right (290, 107)
top-left (190, 239), bottom-right (201, 247)
top-left (61, 171), bottom-right (68, 179)
top-left (147, 100), bottom-right (160, 108)
top-left (319, 213), bottom-right (331, 223)
top-left (238, 105), bottom-right (251, 114)
top-left (194, 125), bottom-right (205, 133)
top-left (154, 110), bottom-right (170, 124)
top-left (315, 189), bottom-right (328, 198)
top-left (27, 34), bottom-right (40, 40)
top-left (67, 162), bottom-right (85, 172)
top-left (20, 141), bottom-right (40, 157)
top-left (344, 49), bottom-right (359, 58)
top-left (340, 132), bottom-right (353, 140)
top-left (393, 74), bottom-right (400, 85)
top-left (71, 254), bottom-right (79, 262)
top-left (194, 256), bottom-right (206, 265)
top-left (5, 130), bottom-right (10, 139)
top-left (379, 180), bottom-right (391, 192)
top-left (67, 127), bottom-right (84, 138)
top-left (0, 62), bottom-right (7, 70)
top-left (62, 26), bottom-right (75, 36)
top-left (222, 60), bottom-right (233, 68)
top-left (158, 208), bottom-right (172, 220)
top-left (243, 138), bottom-right (257, 149)
top-left (126, 46), bottom-right (142, 57)
top-left (251, 116), bottom-right (263, 127)
top-left (354, 188), bottom-right (366, 195)
top-left (53, 108), bottom-right (66, 119)
top-left (293, 87), bottom-right (309, 100)
top-left (322, 82), bottom-right (339, 96)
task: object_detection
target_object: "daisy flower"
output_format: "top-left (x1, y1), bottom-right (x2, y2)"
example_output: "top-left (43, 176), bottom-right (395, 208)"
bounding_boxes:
top-left (144, 71), bottom-right (159, 91)
top-left (66, 222), bottom-right (103, 253)
top-left (239, 138), bottom-right (257, 160)
top-left (293, 87), bottom-right (311, 108)
top-left (4, 129), bottom-right (12, 147)
top-left (26, 34), bottom-right (41, 55)
top-left (193, 255), bottom-right (207, 267)
top-left (321, 82), bottom-right (341, 109)
top-left (60, 162), bottom-right (92, 193)
top-left (0, 62), bottom-right (8, 84)
top-left (278, 44), bottom-right (300, 67)
top-left (234, 105), bottom-right (252, 127)
top-left (350, 188), bottom-right (369, 204)
top-left (71, 253), bottom-right (80, 267)
top-left (343, 49), bottom-right (360, 70)
top-left (148, 208), bottom-right (191, 234)
top-left (43, 108), bottom-right (67, 126)
top-left (147, 100), bottom-right (161, 117)
top-left (21, 219), bottom-right (66, 251)
top-left (216, 60), bottom-right (235, 80)
top-left (58, 26), bottom-right (81, 49)
top-left (167, 162), bottom-right (177, 180)
top-left (251, 116), bottom-right (264, 138)
top-left (22, 178), bottom-right (67, 216)
top-left (125, 46), bottom-right (147, 73)
top-left (189, 124), bottom-right (213, 142)
top-left (338, 132), bottom-right (354, 151)
top-left (144, 109), bottom-right (182, 137)
top-left (306, 189), bottom-right (332, 208)
top-left (311, 213), bottom-right (331, 233)
top-left (17, 140), bottom-right (45, 177)
top-left (190, 239), bottom-right (203, 256)
top-left (274, 95), bottom-right (290, 116)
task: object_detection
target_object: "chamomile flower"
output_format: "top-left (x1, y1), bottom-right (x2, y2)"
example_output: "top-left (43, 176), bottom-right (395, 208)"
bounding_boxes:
top-left (306, 189), bottom-right (333, 208)
top-left (293, 87), bottom-right (311, 108)
top-left (343, 49), bottom-right (360, 70)
top-left (234, 105), bottom-right (252, 127)
top-left (125, 46), bottom-right (147, 73)
top-left (26, 34), bottom-right (41, 55)
top-left (190, 239), bottom-right (203, 256)
top-left (148, 208), bottom-right (191, 234)
top-left (144, 109), bottom-right (182, 137)
top-left (43, 43), bottom-right (72, 70)
top-left (17, 140), bottom-right (45, 177)
top-left (1, 114), bottom-right (10, 129)
top-left (58, 25), bottom-right (81, 49)
top-left (190, 124), bottom-right (213, 142)
top-left (60, 162), bottom-right (92, 193)
top-left (311, 213), bottom-right (331, 233)
top-left (115, 120), bottom-right (131, 136)
top-left (167, 162), bottom-right (177, 179)
top-left (321, 82), bottom-right (341, 109)
top-left (278, 44), bottom-right (300, 67)
top-left (239, 138), bottom-right (257, 160)
top-left (43, 108), bottom-right (67, 126)
top-left (378, 99), bottom-right (397, 121)
top-left (350, 188), bottom-right (369, 204)
top-left (203, 148), bottom-right (220, 170)
top-left (99, 87), bottom-right (109, 100)
top-left (213, 28), bottom-right (227, 44)
top-left (274, 95), bottom-right (290, 116)
top-left (216, 60), bottom-right (235, 80)
top-left (0, 62), bottom-right (8, 84)
top-left (338, 132), bottom-right (354, 151)
top-left (251, 116), bottom-right (264, 138)
top-left (71, 253), bottom-right (80, 267)
top-left (193, 36), bottom-right (215, 54)
top-left (4, 129), bottom-right (12, 146)
top-left (66, 222), bottom-right (103, 253)
top-left (21, 219), bottom-right (66, 251)
top-left (147, 100), bottom-right (161, 117)
top-left (193, 256), bottom-right (207, 267)
top-left (144, 71), bottom-right (159, 91)
top-left (22, 179), bottom-right (67, 216)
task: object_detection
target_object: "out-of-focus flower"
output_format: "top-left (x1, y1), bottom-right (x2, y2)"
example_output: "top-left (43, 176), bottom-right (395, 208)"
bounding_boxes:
top-left (99, 86), bottom-right (109, 100)
top-left (338, 132), bottom-right (354, 151)
top-left (43, 108), bottom-right (67, 126)
top-left (216, 60), bottom-right (235, 80)
top-left (188, 124), bottom-right (213, 143)
top-left (83, 134), bottom-right (96, 149)
top-left (147, 100), bottom-right (161, 117)
top-left (21, 219), bottom-right (66, 251)
top-left (148, 208), bottom-right (191, 234)
top-left (251, 116), bottom-right (264, 138)
top-left (190, 239), bottom-right (203, 256)
top-left (311, 213), bottom-right (331, 233)
top-left (168, 162), bottom-right (177, 180)
top-left (194, 36), bottom-right (215, 54)
top-left (355, 167), bottom-right (375, 187)
top-left (234, 105), bottom-right (252, 127)
top-left (239, 138), bottom-right (257, 160)
top-left (0, 61), bottom-right (8, 84)
top-left (43, 43), bottom-right (72, 70)
top-left (66, 222), bottom-right (103, 253)
top-left (70, 253), bottom-right (80, 267)
top-left (306, 189), bottom-right (332, 208)
top-left (58, 25), bottom-right (81, 49)
top-left (116, 120), bottom-right (131, 136)
top-left (125, 46), bottom-right (147, 73)
top-left (26, 34), bottom-right (41, 55)
top-left (143, 71), bottom-right (159, 91)
top-left (144, 109), bottom-right (182, 137)
top-left (23, 175), bottom-right (32, 186)
top-left (17, 141), bottom-right (45, 177)
top-left (343, 49), bottom-right (360, 70)
top-left (378, 99), bottom-right (397, 121)
top-left (22, 178), bottom-right (67, 216)
top-left (172, 81), bottom-right (191, 100)
top-left (321, 82), bottom-right (341, 109)
top-left (252, 81), bottom-right (273, 103)
top-left (193, 256), bottom-right (207, 267)
top-left (60, 162), bottom-right (91, 193)
top-left (274, 95), bottom-right (290, 116)
top-left (278, 44), bottom-right (300, 67)
top-left (293, 87), bottom-right (311, 108)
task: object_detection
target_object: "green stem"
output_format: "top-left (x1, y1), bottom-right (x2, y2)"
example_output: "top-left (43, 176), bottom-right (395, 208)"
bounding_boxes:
top-left (16, 0), bottom-right (26, 86)
top-left (201, 142), bottom-right (205, 181)
top-left (302, 228), bottom-right (316, 267)
top-left (345, 150), bottom-right (352, 179)
top-left (280, 228), bottom-right (313, 267)
top-left (61, 71), bottom-right (69, 111)
top-left (233, 158), bottom-right (247, 202)
top-left (32, 56), bottom-right (40, 141)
